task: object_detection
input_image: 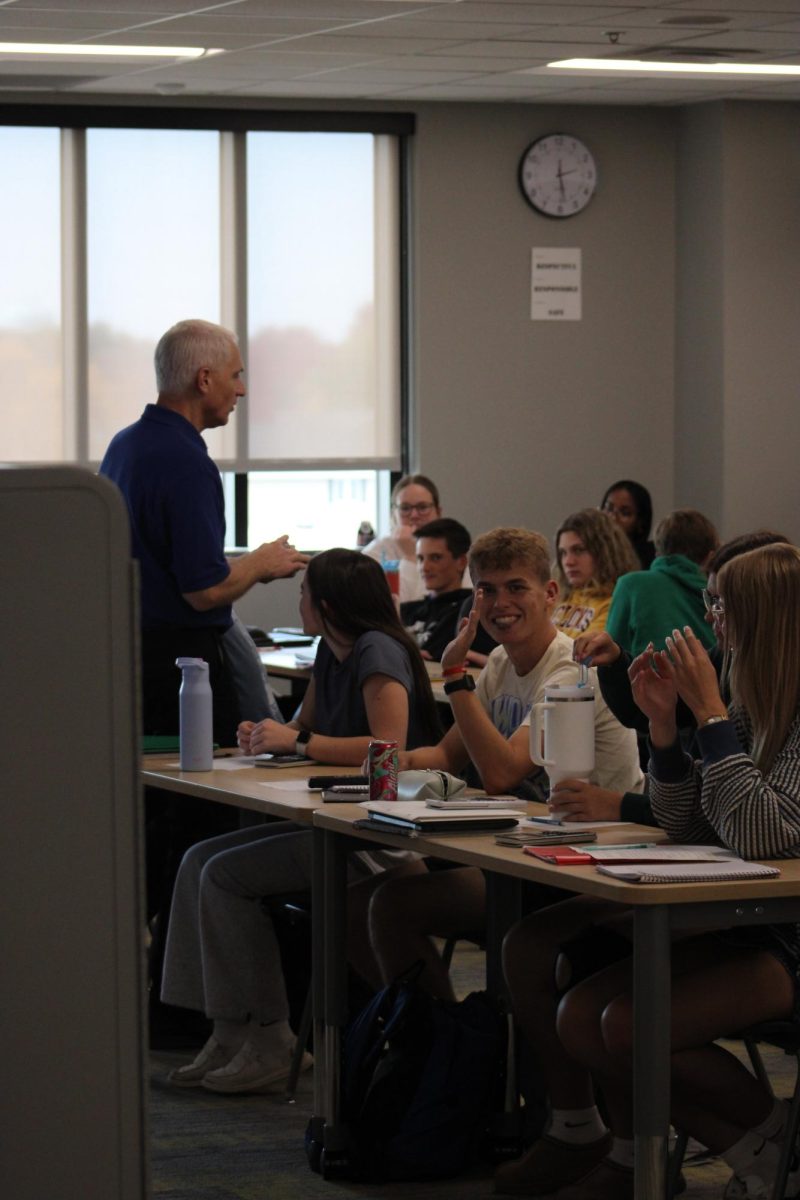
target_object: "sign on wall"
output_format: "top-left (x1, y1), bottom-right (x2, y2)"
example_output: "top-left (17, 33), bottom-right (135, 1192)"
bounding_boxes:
top-left (531, 247), bottom-right (581, 320)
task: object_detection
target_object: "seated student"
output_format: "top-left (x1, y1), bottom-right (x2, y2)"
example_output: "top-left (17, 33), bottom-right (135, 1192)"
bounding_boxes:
top-left (361, 472), bottom-right (443, 604)
top-left (575, 528), bottom-right (790, 737)
top-left (367, 528), bottom-right (644, 1002)
top-left (400, 517), bottom-right (496, 663)
top-left (600, 479), bottom-right (655, 569)
top-left (498, 543), bottom-right (800, 1200)
top-left (552, 509), bottom-right (638, 640)
top-left (160, 549), bottom-right (440, 1094)
top-left (605, 507), bottom-right (719, 659)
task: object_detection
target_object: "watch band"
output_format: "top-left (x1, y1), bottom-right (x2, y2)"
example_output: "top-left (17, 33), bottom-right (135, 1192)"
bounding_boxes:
top-left (443, 673), bottom-right (476, 696)
top-left (701, 714), bottom-right (728, 727)
top-left (295, 729), bottom-right (312, 755)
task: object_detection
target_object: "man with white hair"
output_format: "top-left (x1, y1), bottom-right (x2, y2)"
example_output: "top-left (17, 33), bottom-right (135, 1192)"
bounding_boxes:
top-left (100, 318), bottom-right (307, 745)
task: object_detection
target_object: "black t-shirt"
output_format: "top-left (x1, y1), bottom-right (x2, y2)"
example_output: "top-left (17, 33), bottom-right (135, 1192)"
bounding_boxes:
top-left (401, 589), bottom-right (497, 662)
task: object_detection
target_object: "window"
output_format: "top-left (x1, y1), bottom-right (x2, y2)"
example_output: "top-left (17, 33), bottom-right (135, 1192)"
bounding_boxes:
top-left (86, 128), bottom-right (220, 461)
top-left (1, 126), bottom-right (61, 462)
top-left (0, 108), bottom-right (411, 547)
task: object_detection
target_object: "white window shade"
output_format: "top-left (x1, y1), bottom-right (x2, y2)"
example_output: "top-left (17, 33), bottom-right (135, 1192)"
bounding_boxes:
top-left (0, 126), bottom-right (62, 463)
top-left (242, 131), bottom-right (400, 470)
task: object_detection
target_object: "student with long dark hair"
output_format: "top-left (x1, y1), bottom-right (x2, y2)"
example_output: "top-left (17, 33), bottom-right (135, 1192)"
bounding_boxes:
top-left (600, 479), bottom-right (655, 569)
top-left (160, 549), bottom-right (439, 1095)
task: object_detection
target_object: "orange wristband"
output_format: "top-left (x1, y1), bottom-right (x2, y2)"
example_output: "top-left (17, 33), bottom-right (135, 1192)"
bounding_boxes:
top-left (442, 664), bottom-right (468, 678)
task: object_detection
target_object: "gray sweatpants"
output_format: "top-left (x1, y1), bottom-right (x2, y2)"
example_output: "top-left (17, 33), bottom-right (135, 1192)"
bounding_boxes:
top-left (160, 822), bottom-right (316, 1024)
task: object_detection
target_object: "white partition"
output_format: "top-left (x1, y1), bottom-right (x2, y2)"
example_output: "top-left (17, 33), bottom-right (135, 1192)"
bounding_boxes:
top-left (0, 467), bottom-right (147, 1199)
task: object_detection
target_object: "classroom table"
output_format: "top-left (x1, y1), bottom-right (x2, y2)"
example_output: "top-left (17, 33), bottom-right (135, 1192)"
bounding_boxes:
top-left (311, 805), bottom-right (800, 1199)
top-left (257, 647), bottom-right (481, 704)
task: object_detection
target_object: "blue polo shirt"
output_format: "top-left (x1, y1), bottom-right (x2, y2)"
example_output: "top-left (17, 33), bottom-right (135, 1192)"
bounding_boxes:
top-left (100, 404), bottom-right (232, 631)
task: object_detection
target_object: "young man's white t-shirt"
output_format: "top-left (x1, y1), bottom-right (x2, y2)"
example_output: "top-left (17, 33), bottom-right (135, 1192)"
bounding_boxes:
top-left (475, 629), bottom-right (643, 794)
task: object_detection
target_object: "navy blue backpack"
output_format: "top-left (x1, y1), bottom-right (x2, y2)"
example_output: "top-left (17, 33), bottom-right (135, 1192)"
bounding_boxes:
top-left (337, 981), bottom-right (504, 1181)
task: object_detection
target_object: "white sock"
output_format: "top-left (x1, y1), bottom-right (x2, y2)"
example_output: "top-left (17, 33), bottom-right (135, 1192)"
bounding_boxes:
top-left (753, 1098), bottom-right (789, 1144)
top-left (247, 1018), bottom-right (293, 1053)
top-left (608, 1137), bottom-right (635, 1169)
top-left (212, 1019), bottom-right (248, 1049)
top-left (723, 1130), bottom-right (780, 1181)
top-left (548, 1106), bottom-right (608, 1145)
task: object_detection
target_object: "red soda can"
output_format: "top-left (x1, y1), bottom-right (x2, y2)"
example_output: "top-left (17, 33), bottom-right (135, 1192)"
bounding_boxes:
top-left (368, 738), bottom-right (399, 803)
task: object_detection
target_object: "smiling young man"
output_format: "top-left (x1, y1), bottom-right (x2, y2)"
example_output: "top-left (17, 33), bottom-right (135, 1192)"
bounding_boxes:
top-left (398, 527), bottom-right (641, 798)
top-left (370, 528), bottom-right (643, 1001)
top-left (400, 517), bottom-right (495, 662)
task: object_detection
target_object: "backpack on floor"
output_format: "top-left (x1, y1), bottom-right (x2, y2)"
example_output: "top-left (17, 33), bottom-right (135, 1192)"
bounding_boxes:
top-left (338, 980), bottom-right (505, 1181)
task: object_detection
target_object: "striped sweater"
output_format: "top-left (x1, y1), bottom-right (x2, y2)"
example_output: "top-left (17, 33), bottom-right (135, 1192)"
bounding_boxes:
top-left (649, 706), bottom-right (800, 861)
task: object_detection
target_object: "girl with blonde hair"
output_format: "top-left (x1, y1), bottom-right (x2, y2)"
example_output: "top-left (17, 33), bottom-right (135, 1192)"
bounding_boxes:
top-left (538, 542), bottom-right (800, 1200)
top-left (552, 508), bottom-right (639, 640)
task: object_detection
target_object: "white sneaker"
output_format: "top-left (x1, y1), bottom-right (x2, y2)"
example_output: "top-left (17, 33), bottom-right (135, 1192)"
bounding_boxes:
top-left (201, 1039), bottom-right (313, 1094)
top-left (166, 1035), bottom-right (237, 1088)
top-left (724, 1175), bottom-right (770, 1199)
top-left (724, 1159), bottom-right (800, 1199)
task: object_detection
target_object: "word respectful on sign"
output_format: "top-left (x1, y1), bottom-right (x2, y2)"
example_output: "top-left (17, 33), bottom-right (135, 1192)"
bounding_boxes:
top-left (531, 247), bottom-right (582, 321)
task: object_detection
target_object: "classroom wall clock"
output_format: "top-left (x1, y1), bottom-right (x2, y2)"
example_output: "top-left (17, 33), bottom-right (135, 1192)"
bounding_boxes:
top-left (518, 134), bottom-right (598, 218)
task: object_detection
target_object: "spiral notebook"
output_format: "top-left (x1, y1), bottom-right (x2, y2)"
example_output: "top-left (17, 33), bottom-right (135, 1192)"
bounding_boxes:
top-left (597, 859), bottom-right (780, 885)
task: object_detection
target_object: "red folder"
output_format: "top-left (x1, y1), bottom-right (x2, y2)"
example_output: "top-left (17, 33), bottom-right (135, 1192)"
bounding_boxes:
top-left (524, 846), bottom-right (594, 865)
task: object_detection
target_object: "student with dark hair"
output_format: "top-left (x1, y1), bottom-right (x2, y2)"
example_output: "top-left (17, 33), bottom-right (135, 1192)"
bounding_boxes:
top-left (600, 479), bottom-right (655, 569)
top-left (605, 508), bottom-right (719, 659)
top-left (159, 549), bottom-right (440, 1095)
top-left (400, 517), bottom-right (497, 663)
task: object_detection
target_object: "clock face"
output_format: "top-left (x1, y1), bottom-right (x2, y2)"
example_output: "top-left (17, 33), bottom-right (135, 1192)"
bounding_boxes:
top-left (519, 134), bottom-right (597, 218)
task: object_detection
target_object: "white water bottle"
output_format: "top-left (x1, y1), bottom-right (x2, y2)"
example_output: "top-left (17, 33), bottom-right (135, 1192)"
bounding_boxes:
top-left (176, 657), bottom-right (213, 771)
top-left (530, 682), bottom-right (596, 787)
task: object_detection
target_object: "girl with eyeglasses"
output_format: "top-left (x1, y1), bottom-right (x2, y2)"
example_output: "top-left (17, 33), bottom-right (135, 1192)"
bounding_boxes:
top-left (535, 543), bottom-right (800, 1200)
top-left (361, 473), bottom-right (444, 603)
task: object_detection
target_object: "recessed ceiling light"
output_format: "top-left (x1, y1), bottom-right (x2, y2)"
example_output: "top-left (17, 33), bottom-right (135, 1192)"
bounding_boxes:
top-left (545, 57), bottom-right (800, 77)
top-left (0, 42), bottom-right (220, 60)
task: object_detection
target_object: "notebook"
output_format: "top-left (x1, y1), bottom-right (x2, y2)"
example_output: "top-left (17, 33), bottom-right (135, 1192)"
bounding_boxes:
top-left (361, 800), bottom-right (521, 834)
top-left (596, 860), bottom-right (780, 884)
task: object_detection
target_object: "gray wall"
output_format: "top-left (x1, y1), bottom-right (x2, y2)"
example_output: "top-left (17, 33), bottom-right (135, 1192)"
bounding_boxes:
top-left (412, 102), bottom-right (676, 550)
top-left (676, 101), bottom-right (800, 544)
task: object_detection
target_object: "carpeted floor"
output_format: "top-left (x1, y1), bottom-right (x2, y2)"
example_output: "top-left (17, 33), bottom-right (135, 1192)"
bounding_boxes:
top-left (149, 946), bottom-right (796, 1200)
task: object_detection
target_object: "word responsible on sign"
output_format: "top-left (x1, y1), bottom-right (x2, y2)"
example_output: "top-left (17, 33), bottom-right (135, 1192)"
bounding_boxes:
top-left (531, 247), bottom-right (581, 321)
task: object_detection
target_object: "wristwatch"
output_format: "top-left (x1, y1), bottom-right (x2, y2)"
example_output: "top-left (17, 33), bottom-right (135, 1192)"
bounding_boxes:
top-left (295, 730), bottom-right (312, 756)
top-left (443, 673), bottom-right (477, 696)
top-left (701, 714), bottom-right (728, 727)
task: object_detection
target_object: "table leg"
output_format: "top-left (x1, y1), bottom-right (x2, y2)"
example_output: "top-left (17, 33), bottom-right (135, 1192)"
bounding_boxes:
top-left (484, 871), bottom-right (523, 1000)
top-left (633, 905), bottom-right (670, 1200)
top-left (307, 826), bottom-right (326, 1169)
top-left (320, 827), bottom-right (351, 1174)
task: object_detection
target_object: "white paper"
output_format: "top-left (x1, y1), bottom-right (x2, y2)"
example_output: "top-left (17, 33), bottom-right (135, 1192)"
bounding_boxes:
top-left (531, 247), bottom-right (581, 320)
top-left (258, 780), bottom-right (313, 792)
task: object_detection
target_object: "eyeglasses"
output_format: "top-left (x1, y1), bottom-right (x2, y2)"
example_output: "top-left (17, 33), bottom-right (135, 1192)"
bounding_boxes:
top-left (702, 588), bottom-right (725, 616)
top-left (393, 502), bottom-right (435, 516)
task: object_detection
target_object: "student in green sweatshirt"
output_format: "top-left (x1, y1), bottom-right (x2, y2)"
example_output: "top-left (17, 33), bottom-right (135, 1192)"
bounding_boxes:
top-left (605, 508), bottom-right (718, 658)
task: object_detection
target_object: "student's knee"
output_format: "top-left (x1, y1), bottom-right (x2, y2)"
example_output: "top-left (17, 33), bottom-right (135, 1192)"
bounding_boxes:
top-left (600, 993), bottom-right (634, 1062)
top-left (556, 983), bottom-right (605, 1066)
top-left (369, 873), bottom-right (420, 939)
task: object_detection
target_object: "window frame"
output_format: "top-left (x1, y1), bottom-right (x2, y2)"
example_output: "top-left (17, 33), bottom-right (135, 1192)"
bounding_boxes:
top-left (1, 103), bottom-right (414, 490)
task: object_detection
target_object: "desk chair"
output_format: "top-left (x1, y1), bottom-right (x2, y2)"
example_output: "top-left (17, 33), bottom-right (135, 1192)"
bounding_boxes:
top-left (669, 1021), bottom-right (800, 1200)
